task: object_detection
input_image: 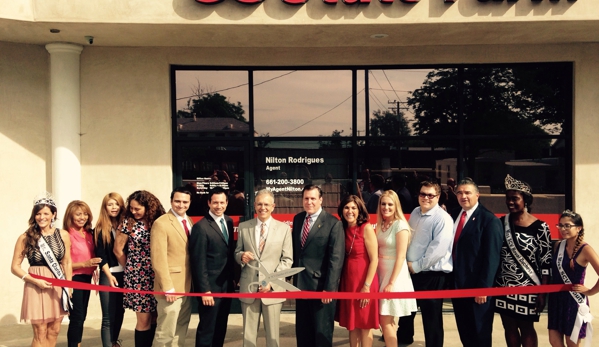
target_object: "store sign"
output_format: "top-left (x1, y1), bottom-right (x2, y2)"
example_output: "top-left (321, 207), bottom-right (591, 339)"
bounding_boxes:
top-left (196, 0), bottom-right (575, 5)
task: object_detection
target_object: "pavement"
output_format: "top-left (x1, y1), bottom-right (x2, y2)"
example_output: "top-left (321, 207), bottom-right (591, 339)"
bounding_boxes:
top-left (1, 302), bottom-right (551, 347)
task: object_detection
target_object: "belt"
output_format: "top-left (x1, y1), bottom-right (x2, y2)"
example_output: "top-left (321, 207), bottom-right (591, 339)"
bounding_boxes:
top-left (379, 255), bottom-right (395, 260)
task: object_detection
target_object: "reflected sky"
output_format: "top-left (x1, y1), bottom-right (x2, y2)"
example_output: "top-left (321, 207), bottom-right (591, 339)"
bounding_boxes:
top-left (176, 68), bottom-right (431, 137)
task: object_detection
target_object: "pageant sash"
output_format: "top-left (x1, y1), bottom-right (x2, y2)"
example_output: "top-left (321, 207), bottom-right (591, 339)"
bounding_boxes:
top-left (38, 231), bottom-right (73, 312)
top-left (556, 240), bottom-right (593, 347)
top-left (504, 215), bottom-right (541, 285)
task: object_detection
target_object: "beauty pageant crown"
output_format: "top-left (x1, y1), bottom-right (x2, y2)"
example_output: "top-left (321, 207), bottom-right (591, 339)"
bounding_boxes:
top-left (504, 174), bottom-right (531, 194)
top-left (33, 191), bottom-right (57, 208)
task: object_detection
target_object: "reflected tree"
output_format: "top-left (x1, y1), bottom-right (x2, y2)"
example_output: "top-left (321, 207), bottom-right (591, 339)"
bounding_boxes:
top-left (406, 65), bottom-right (570, 176)
top-left (319, 129), bottom-right (348, 149)
top-left (179, 83), bottom-right (247, 122)
top-left (370, 110), bottom-right (411, 137)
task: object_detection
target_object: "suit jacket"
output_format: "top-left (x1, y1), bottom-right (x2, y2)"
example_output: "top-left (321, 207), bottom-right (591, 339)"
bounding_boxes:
top-left (235, 218), bottom-right (293, 305)
top-left (150, 210), bottom-right (193, 295)
top-left (450, 204), bottom-right (503, 290)
top-left (292, 210), bottom-right (345, 292)
top-left (189, 213), bottom-right (235, 293)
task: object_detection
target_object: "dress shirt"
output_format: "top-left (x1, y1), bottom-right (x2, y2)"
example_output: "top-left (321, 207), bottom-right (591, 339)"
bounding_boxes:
top-left (304, 208), bottom-right (322, 231)
top-left (407, 204), bottom-right (454, 273)
top-left (452, 202), bottom-right (479, 234)
top-left (209, 211), bottom-right (228, 234)
top-left (173, 210), bottom-right (189, 233)
top-left (255, 217), bottom-right (271, 251)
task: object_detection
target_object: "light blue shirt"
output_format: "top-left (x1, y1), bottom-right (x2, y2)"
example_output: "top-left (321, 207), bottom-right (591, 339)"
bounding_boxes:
top-left (406, 204), bottom-right (454, 273)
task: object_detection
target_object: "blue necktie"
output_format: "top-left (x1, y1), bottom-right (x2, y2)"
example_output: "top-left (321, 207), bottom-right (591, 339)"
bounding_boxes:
top-left (219, 218), bottom-right (229, 244)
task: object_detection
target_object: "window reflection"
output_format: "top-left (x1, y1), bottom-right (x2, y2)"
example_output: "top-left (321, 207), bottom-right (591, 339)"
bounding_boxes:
top-left (175, 70), bottom-right (249, 137)
top-left (254, 142), bottom-right (350, 215)
top-left (254, 70), bottom-right (352, 137)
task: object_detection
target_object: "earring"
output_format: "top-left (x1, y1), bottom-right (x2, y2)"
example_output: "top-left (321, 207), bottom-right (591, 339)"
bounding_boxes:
top-left (50, 218), bottom-right (55, 228)
top-left (524, 204), bottom-right (528, 213)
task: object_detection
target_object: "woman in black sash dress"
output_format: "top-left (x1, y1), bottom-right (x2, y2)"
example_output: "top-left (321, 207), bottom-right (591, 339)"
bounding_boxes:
top-left (11, 193), bottom-right (72, 347)
top-left (494, 175), bottom-right (552, 347)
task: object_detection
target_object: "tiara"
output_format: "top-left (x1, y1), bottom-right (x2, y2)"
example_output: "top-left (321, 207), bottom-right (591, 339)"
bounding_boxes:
top-left (504, 174), bottom-right (531, 194)
top-left (33, 191), bottom-right (56, 208)
top-left (562, 209), bottom-right (577, 217)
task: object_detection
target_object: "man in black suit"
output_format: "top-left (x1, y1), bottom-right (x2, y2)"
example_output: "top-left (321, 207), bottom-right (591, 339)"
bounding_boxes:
top-left (292, 185), bottom-right (345, 347)
top-left (189, 187), bottom-right (235, 347)
top-left (450, 178), bottom-right (503, 347)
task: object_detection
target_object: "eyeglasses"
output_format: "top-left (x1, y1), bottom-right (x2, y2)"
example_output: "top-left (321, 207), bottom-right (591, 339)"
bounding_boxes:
top-left (418, 193), bottom-right (439, 200)
top-left (556, 224), bottom-right (578, 229)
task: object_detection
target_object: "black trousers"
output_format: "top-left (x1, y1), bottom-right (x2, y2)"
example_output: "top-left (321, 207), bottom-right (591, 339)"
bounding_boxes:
top-left (452, 297), bottom-right (495, 347)
top-left (195, 297), bottom-right (231, 347)
top-left (67, 274), bottom-right (92, 347)
top-left (295, 299), bottom-right (337, 347)
top-left (99, 271), bottom-right (125, 347)
top-left (397, 271), bottom-right (447, 347)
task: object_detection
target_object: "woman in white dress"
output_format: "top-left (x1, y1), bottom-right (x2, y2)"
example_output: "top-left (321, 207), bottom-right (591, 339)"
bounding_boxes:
top-left (376, 190), bottom-right (417, 347)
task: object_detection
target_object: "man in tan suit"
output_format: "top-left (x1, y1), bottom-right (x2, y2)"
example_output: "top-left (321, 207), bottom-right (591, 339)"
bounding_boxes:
top-left (235, 189), bottom-right (293, 347)
top-left (151, 187), bottom-right (194, 347)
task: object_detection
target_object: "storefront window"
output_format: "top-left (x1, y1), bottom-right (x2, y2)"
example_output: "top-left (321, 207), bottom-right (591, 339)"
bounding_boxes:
top-left (172, 63), bottom-right (572, 218)
top-left (254, 70), bottom-right (352, 137)
top-left (174, 70), bottom-right (249, 137)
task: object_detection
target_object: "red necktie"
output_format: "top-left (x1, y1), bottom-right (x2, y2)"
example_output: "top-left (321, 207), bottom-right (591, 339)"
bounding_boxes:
top-left (452, 211), bottom-right (467, 261)
top-left (301, 215), bottom-right (311, 248)
top-left (182, 219), bottom-right (190, 237)
top-left (259, 223), bottom-right (266, 255)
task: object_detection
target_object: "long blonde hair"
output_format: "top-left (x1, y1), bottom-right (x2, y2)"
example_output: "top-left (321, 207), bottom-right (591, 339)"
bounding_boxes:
top-left (375, 190), bottom-right (411, 237)
top-left (94, 193), bottom-right (126, 247)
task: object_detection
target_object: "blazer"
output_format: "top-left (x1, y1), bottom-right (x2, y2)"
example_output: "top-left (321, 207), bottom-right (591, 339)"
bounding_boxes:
top-left (189, 213), bottom-right (235, 293)
top-left (292, 210), bottom-right (345, 292)
top-left (450, 204), bottom-right (503, 290)
top-left (150, 210), bottom-right (193, 294)
top-left (235, 218), bottom-right (293, 305)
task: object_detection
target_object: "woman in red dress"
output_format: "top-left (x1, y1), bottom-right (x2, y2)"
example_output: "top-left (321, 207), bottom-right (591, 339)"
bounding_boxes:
top-left (336, 195), bottom-right (380, 347)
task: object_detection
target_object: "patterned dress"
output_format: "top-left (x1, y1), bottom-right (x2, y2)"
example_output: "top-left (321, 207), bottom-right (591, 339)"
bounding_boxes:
top-left (494, 218), bottom-right (552, 321)
top-left (548, 243), bottom-right (588, 338)
top-left (376, 219), bottom-right (417, 317)
top-left (122, 220), bottom-right (157, 313)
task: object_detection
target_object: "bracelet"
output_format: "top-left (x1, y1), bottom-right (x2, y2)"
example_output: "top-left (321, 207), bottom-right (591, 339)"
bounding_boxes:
top-left (21, 273), bottom-right (28, 281)
top-left (363, 282), bottom-right (371, 288)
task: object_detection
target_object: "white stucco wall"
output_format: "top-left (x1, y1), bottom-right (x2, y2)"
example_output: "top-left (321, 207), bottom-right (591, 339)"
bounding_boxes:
top-left (2, 41), bottom-right (599, 328)
top-left (0, 41), bottom-right (50, 325)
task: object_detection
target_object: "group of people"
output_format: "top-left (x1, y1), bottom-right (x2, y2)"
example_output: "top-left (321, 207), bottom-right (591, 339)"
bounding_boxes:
top-left (9, 174), bottom-right (599, 347)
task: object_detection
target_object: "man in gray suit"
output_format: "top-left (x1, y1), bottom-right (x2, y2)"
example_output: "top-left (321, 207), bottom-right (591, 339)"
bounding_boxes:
top-left (235, 189), bottom-right (293, 347)
top-left (292, 185), bottom-right (345, 347)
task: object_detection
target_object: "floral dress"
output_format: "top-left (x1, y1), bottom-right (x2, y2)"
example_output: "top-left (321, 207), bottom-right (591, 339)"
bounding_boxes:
top-left (122, 220), bottom-right (157, 313)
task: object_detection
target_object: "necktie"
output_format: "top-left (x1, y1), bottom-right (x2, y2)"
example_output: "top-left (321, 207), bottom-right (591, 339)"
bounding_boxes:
top-left (259, 223), bottom-right (266, 255)
top-left (453, 211), bottom-right (467, 261)
top-left (182, 219), bottom-right (190, 237)
top-left (301, 215), bottom-right (311, 248)
top-left (219, 218), bottom-right (229, 244)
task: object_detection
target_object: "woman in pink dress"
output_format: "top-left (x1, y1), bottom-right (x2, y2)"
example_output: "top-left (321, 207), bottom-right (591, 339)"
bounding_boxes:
top-left (336, 195), bottom-right (380, 347)
top-left (65, 200), bottom-right (102, 347)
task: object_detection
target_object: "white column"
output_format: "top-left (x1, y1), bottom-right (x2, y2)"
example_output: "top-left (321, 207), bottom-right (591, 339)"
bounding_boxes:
top-left (45, 43), bottom-right (83, 213)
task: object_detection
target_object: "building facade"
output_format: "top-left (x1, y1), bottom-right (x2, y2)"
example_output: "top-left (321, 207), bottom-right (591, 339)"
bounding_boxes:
top-left (1, 0), bottom-right (598, 324)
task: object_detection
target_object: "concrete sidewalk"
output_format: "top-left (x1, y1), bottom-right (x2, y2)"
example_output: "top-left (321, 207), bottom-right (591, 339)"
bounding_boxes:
top-left (1, 309), bottom-right (550, 347)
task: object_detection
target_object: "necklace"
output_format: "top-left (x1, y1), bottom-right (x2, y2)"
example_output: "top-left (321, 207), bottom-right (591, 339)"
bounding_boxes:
top-left (346, 226), bottom-right (358, 256)
top-left (381, 219), bottom-right (394, 232)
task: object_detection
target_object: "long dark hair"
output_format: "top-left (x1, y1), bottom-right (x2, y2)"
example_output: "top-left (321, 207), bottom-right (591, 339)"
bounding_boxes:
top-left (338, 195), bottom-right (369, 229)
top-left (22, 204), bottom-right (57, 256)
top-left (561, 210), bottom-right (585, 269)
top-left (123, 190), bottom-right (165, 230)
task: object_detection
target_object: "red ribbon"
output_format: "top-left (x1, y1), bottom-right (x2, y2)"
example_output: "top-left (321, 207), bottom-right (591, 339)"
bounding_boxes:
top-left (31, 273), bottom-right (570, 300)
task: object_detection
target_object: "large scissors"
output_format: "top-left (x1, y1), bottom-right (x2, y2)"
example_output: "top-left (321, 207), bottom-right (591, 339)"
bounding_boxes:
top-left (245, 261), bottom-right (304, 292)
